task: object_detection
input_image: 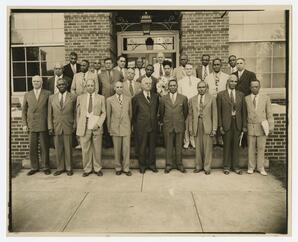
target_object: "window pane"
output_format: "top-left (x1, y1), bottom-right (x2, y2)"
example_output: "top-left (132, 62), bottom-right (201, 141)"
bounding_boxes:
top-left (41, 62), bottom-right (54, 76)
top-left (26, 47), bottom-right (39, 61)
top-left (12, 47), bottom-right (25, 61)
top-left (256, 57), bottom-right (271, 73)
top-left (27, 62), bottom-right (40, 76)
top-left (245, 57), bottom-right (257, 73)
top-left (257, 73), bottom-right (271, 88)
top-left (37, 13), bottom-right (52, 29)
top-left (40, 46), bottom-right (65, 63)
top-left (13, 63), bottom-right (26, 76)
top-left (272, 74), bottom-right (285, 88)
top-left (273, 57), bottom-right (285, 73)
top-left (243, 43), bottom-right (256, 57)
top-left (273, 42), bottom-right (285, 57)
top-left (13, 77), bottom-right (27, 92)
top-left (52, 13), bottom-right (64, 28)
top-left (27, 77), bottom-right (33, 91)
top-left (256, 42), bottom-right (272, 57)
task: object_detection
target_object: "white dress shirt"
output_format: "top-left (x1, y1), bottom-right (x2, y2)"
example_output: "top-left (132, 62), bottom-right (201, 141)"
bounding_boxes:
top-left (71, 64), bottom-right (77, 74)
top-left (202, 65), bottom-right (210, 79)
top-left (34, 88), bottom-right (41, 100)
top-left (238, 70), bottom-right (244, 79)
top-left (178, 76), bottom-right (200, 99)
top-left (143, 90), bottom-right (151, 102)
top-left (58, 92), bottom-right (67, 106)
top-left (228, 88), bottom-right (236, 116)
top-left (205, 71), bottom-right (229, 97)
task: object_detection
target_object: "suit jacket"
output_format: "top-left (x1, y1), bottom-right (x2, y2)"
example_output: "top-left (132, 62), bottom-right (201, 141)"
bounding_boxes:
top-left (159, 93), bottom-right (188, 133)
top-left (245, 93), bottom-right (274, 136)
top-left (22, 89), bottom-right (51, 132)
top-left (48, 91), bottom-right (76, 135)
top-left (63, 63), bottom-right (81, 80)
top-left (98, 69), bottom-right (123, 99)
top-left (136, 75), bottom-right (158, 93)
top-left (122, 80), bottom-right (142, 97)
top-left (188, 93), bottom-right (217, 136)
top-left (173, 66), bottom-right (196, 81)
top-left (106, 94), bottom-right (132, 136)
top-left (76, 93), bottom-right (106, 136)
top-left (46, 75), bottom-right (72, 93)
top-left (71, 71), bottom-right (99, 96)
top-left (132, 92), bottom-right (159, 133)
top-left (152, 62), bottom-right (165, 79)
top-left (113, 66), bottom-right (126, 80)
top-left (204, 71), bottom-right (229, 97)
top-left (233, 69), bottom-right (257, 96)
top-left (196, 64), bottom-right (213, 80)
top-left (217, 89), bottom-right (247, 132)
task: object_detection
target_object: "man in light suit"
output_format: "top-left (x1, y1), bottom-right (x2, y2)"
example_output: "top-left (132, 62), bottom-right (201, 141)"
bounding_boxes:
top-left (217, 74), bottom-right (247, 175)
top-left (173, 53), bottom-right (196, 81)
top-left (134, 57), bottom-right (146, 81)
top-left (233, 58), bottom-right (257, 96)
top-left (107, 81), bottom-right (133, 176)
top-left (76, 79), bottom-right (106, 177)
top-left (46, 63), bottom-right (72, 94)
top-left (114, 55), bottom-right (127, 80)
top-left (132, 78), bottom-right (159, 173)
top-left (159, 79), bottom-right (188, 173)
top-left (63, 51), bottom-right (81, 81)
top-left (71, 59), bottom-right (99, 96)
top-left (136, 64), bottom-right (157, 93)
top-left (123, 68), bottom-right (142, 98)
top-left (48, 78), bottom-right (77, 176)
top-left (22, 75), bottom-right (51, 176)
top-left (189, 81), bottom-right (217, 175)
top-left (228, 55), bottom-right (237, 74)
top-left (196, 54), bottom-right (213, 81)
top-left (245, 80), bottom-right (274, 176)
top-left (178, 63), bottom-right (200, 149)
top-left (153, 52), bottom-right (165, 79)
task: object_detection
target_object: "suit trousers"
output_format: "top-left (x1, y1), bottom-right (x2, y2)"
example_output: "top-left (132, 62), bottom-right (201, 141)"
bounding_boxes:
top-left (184, 116), bottom-right (195, 148)
top-left (103, 120), bottom-right (113, 148)
top-left (80, 129), bottom-right (103, 173)
top-left (164, 131), bottom-right (183, 169)
top-left (54, 134), bottom-right (73, 172)
top-left (248, 135), bottom-right (267, 171)
top-left (194, 118), bottom-right (213, 171)
top-left (222, 117), bottom-right (241, 171)
top-left (112, 135), bottom-right (131, 172)
top-left (29, 131), bottom-right (49, 170)
top-left (138, 131), bottom-right (156, 170)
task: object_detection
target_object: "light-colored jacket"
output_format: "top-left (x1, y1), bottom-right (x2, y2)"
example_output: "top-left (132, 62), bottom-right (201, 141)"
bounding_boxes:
top-left (106, 94), bottom-right (132, 136)
top-left (245, 93), bottom-right (274, 136)
top-left (76, 93), bottom-right (106, 136)
top-left (71, 71), bottom-right (99, 96)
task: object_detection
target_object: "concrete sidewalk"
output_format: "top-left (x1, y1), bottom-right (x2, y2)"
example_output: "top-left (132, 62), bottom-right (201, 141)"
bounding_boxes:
top-left (10, 169), bottom-right (287, 234)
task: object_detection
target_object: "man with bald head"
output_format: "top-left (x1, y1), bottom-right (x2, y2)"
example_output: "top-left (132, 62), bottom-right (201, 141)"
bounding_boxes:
top-left (217, 74), bottom-right (247, 175)
top-left (22, 75), bottom-right (51, 176)
top-left (132, 77), bottom-right (159, 173)
top-left (153, 52), bottom-right (166, 79)
top-left (46, 63), bottom-right (72, 93)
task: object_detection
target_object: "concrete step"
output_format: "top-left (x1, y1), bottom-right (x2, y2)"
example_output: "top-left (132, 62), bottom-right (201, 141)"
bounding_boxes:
top-left (22, 146), bottom-right (268, 169)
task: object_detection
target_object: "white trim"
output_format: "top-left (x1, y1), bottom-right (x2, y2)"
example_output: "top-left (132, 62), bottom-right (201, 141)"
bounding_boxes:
top-left (229, 39), bottom-right (286, 43)
top-left (11, 43), bottom-right (64, 47)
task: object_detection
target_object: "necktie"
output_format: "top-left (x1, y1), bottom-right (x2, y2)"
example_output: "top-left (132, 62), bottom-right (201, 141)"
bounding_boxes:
top-left (171, 94), bottom-right (175, 104)
top-left (129, 82), bottom-right (134, 96)
top-left (88, 94), bottom-right (92, 113)
top-left (253, 95), bottom-right (257, 109)
top-left (230, 90), bottom-right (235, 112)
top-left (60, 94), bottom-right (63, 108)
top-left (159, 64), bottom-right (163, 77)
top-left (215, 73), bottom-right (219, 93)
top-left (83, 73), bottom-right (86, 88)
top-left (147, 94), bottom-right (151, 103)
top-left (138, 69), bottom-right (141, 78)
top-left (199, 95), bottom-right (203, 117)
top-left (35, 90), bottom-right (39, 101)
top-left (118, 95), bottom-right (122, 105)
top-left (203, 67), bottom-right (208, 80)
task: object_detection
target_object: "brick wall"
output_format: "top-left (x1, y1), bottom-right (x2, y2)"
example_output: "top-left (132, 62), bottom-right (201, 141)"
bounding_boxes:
top-left (64, 12), bottom-right (115, 64)
top-left (180, 11), bottom-right (229, 70)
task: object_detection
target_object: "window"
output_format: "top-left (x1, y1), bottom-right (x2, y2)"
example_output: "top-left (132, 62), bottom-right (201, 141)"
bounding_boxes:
top-left (11, 13), bottom-right (65, 93)
top-left (229, 11), bottom-right (286, 89)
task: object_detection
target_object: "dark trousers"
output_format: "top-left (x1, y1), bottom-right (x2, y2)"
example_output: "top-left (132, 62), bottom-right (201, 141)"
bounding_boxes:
top-left (222, 117), bottom-right (241, 171)
top-left (54, 134), bottom-right (73, 171)
top-left (29, 131), bottom-right (49, 171)
top-left (138, 131), bottom-right (156, 170)
top-left (103, 120), bottom-right (113, 148)
top-left (164, 131), bottom-right (183, 169)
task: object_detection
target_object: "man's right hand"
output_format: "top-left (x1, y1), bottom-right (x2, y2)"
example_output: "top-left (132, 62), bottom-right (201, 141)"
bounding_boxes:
top-left (49, 129), bottom-right (54, 135)
top-left (22, 126), bottom-right (28, 132)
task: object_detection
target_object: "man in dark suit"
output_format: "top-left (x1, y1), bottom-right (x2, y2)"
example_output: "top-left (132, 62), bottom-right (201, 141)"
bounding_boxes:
top-left (136, 64), bottom-right (157, 93)
top-left (159, 79), bottom-right (188, 173)
top-left (233, 58), bottom-right (257, 96)
top-left (22, 75), bottom-right (51, 176)
top-left (46, 63), bottom-right (72, 93)
top-left (196, 54), bottom-right (213, 81)
top-left (132, 78), bottom-right (159, 173)
top-left (48, 78), bottom-right (77, 176)
top-left (63, 51), bottom-right (81, 82)
top-left (217, 74), bottom-right (247, 175)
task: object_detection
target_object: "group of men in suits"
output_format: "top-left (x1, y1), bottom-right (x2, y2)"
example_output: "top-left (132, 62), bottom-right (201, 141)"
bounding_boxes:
top-left (22, 51), bottom-right (274, 177)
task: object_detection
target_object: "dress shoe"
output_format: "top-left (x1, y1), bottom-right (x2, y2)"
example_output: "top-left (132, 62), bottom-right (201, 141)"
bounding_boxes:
top-left (223, 170), bottom-right (230, 175)
top-left (27, 170), bottom-right (38, 176)
top-left (235, 170), bottom-right (242, 175)
top-left (259, 170), bottom-right (268, 176)
top-left (67, 170), bottom-right (73, 176)
top-left (97, 171), bottom-right (103, 176)
top-left (193, 168), bottom-right (202, 173)
top-left (82, 172), bottom-right (91, 177)
top-left (178, 167), bottom-right (186, 173)
top-left (140, 169), bottom-right (146, 174)
top-left (164, 168), bottom-right (171, 174)
top-left (205, 170), bottom-right (211, 175)
top-left (247, 169), bottom-right (254, 174)
top-left (116, 171), bottom-right (122, 176)
top-left (149, 167), bottom-right (158, 173)
top-left (183, 144), bottom-right (189, 149)
top-left (44, 169), bottom-right (51, 175)
top-left (124, 171), bottom-right (132, 176)
top-left (53, 170), bottom-right (63, 176)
